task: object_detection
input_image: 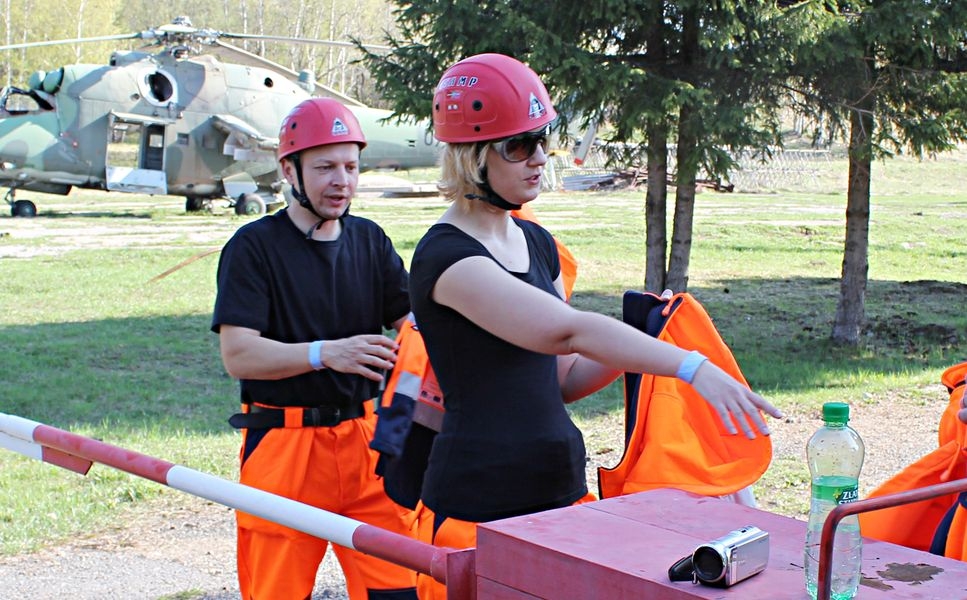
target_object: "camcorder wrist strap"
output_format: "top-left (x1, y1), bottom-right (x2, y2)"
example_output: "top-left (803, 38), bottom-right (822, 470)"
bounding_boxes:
top-left (667, 554), bottom-right (700, 584)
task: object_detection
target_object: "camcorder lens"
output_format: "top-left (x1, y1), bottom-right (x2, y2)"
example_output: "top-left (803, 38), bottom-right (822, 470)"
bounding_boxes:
top-left (692, 546), bottom-right (726, 583)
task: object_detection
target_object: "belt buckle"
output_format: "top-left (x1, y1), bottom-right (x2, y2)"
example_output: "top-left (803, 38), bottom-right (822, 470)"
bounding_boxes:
top-left (306, 406), bottom-right (341, 427)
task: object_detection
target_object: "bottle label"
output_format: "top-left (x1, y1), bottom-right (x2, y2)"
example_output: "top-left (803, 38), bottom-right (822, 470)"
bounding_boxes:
top-left (812, 475), bottom-right (859, 504)
top-left (837, 486), bottom-right (858, 504)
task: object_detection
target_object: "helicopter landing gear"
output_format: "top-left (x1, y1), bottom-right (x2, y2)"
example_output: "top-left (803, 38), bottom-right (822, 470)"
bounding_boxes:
top-left (11, 199), bottom-right (37, 217)
top-left (185, 197), bottom-right (211, 213)
top-left (6, 188), bottom-right (37, 217)
top-left (235, 193), bottom-right (266, 216)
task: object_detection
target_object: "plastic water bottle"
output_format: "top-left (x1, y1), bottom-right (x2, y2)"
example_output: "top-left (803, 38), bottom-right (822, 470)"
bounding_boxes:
top-left (804, 402), bottom-right (865, 600)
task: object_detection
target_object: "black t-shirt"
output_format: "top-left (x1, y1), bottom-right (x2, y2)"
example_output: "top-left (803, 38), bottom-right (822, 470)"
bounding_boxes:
top-left (211, 209), bottom-right (410, 408)
top-left (409, 218), bottom-right (588, 522)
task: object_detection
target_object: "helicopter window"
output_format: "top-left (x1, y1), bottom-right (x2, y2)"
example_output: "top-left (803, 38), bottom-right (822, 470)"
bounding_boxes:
top-left (177, 133), bottom-right (189, 146)
top-left (148, 133), bottom-right (164, 149)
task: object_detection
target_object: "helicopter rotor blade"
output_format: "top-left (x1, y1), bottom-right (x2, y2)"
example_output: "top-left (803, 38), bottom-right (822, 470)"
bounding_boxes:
top-left (214, 33), bottom-right (390, 53)
top-left (0, 33), bottom-right (142, 52)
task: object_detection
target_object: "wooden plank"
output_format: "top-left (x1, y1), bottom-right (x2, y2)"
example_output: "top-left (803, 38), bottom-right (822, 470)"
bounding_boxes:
top-left (476, 578), bottom-right (542, 600)
top-left (475, 488), bottom-right (967, 599)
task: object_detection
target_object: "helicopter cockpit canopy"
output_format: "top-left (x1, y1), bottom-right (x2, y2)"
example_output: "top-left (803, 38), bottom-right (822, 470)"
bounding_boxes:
top-left (0, 67), bottom-right (62, 117)
top-left (28, 68), bottom-right (63, 94)
top-left (0, 85), bottom-right (54, 117)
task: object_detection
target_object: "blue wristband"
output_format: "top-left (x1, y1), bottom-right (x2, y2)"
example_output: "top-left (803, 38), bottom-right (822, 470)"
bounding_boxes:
top-left (676, 351), bottom-right (708, 384)
top-left (308, 340), bottom-right (325, 370)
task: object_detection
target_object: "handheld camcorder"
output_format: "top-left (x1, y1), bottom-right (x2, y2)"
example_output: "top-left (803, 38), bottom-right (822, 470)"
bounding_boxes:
top-left (668, 525), bottom-right (769, 587)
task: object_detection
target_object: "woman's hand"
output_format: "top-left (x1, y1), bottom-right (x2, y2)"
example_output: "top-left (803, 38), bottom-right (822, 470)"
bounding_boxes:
top-left (690, 361), bottom-right (784, 439)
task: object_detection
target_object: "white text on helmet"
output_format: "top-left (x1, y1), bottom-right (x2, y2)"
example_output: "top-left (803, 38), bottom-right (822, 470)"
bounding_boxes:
top-left (436, 75), bottom-right (479, 91)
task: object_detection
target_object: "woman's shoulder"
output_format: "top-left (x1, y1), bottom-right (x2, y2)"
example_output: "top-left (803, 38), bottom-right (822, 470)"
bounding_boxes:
top-left (512, 216), bottom-right (555, 247)
top-left (416, 222), bottom-right (473, 248)
top-left (413, 223), bottom-right (483, 269)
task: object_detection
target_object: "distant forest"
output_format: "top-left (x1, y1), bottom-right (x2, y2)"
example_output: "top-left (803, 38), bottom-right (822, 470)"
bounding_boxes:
top-left (1, 0), bottom-right (396, 105)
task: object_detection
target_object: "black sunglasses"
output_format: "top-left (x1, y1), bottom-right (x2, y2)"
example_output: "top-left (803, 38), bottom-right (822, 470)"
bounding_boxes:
top-left (492, 127), bottom-right (550, 163)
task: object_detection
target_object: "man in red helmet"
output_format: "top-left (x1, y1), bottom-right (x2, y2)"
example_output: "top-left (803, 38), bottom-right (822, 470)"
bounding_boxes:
top-left (211, 97), bottom-right (418, 600)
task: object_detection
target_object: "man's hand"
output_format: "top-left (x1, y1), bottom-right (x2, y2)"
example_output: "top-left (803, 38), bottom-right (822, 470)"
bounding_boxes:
top-left (322, 334), bottom-right (400, 382)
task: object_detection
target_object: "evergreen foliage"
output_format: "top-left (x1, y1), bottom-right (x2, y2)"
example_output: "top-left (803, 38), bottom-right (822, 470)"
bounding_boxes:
top-left (364, 0), bottom-right (967, 343)
top-left (781, 0), bottom-right (967, 344)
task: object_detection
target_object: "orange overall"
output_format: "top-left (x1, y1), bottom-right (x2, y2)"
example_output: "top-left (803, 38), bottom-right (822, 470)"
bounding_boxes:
top-left (237, 401), bottom-right (418, 600)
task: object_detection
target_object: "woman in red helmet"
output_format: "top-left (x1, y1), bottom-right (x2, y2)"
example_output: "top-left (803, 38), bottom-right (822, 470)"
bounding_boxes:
top-left (408, 54), bottom-right (784, 598)
top-left (212, 97), bottom-right (418, 600)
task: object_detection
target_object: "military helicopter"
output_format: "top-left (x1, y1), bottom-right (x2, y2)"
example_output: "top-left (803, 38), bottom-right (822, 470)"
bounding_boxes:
top-left (0, 17), bottom-right (441, 217)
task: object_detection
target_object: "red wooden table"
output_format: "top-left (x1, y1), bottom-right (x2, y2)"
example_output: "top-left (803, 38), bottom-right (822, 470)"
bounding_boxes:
top-left (474, 488), bottom-right (967, 599)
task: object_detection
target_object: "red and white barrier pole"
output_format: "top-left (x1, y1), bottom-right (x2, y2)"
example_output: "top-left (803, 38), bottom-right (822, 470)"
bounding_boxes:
top-left (0, 413), bottom-right (473, 594)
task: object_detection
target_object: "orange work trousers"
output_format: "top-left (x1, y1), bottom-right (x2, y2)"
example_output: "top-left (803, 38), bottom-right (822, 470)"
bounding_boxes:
top-left (237, 402), bottom-right (418, 600)
top-left (415, 493), bottom-right (597, 600)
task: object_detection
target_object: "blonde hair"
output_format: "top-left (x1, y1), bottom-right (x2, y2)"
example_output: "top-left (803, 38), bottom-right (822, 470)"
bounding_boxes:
top-left (437, 143), bottom-right (490, 204)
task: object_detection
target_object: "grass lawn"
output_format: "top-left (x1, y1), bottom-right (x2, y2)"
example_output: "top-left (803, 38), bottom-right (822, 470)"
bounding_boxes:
top-left (1, 147), bottom-right (965, 554)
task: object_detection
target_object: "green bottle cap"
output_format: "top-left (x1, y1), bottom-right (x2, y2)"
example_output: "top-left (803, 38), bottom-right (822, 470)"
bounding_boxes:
top-left (822, 402), bottom-right (850, 424)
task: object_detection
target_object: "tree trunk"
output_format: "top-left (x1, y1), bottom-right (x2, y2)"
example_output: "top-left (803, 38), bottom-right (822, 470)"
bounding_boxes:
top-left (642, 0), bottom-right (669, 293)
top-left (666, 4), bottom-right (699, 293)
top-left (832, 99), bottom-right (874, 345)
top-left (667, 103), bottom-right (698, 293)
top-left (644, 119), bottom-right (669, 293)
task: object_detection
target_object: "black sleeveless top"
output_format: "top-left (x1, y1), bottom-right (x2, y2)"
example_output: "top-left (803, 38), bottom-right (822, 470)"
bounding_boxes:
top-left (409, 218), bottom-right (588, 522)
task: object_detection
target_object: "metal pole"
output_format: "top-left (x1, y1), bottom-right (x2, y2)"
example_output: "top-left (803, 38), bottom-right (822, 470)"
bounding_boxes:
top-left (0, 413), bottom-right (468, 589)
top-left (817, 477), bottom-right (967, 599)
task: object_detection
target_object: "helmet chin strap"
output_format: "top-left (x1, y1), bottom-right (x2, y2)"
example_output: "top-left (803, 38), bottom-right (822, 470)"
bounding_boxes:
top-left (289, 154), bottom-right (350, 237)
top-left (464, 167), bottom-right (521, 211)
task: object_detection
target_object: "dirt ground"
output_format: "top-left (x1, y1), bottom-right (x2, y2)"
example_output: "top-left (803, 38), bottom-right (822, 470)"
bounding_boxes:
top-left (0, 494), bottom-right (350, 599)
top-left (0, 395), bottom-right (947, 600)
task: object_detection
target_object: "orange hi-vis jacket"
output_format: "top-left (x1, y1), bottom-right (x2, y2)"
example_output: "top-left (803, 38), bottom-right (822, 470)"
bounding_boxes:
top-left (371, 206), bottom-right (577, 509)
top-left (597, 290), bottom-right (773, 499)
top-left (858, 362), bottom-right (967, 560)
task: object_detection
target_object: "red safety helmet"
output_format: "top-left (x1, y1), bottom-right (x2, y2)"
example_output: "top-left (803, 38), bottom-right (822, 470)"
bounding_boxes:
top-left (432, 53), bottom-right (557, 144)
top-left (277, 98), bottom-right (367, 162)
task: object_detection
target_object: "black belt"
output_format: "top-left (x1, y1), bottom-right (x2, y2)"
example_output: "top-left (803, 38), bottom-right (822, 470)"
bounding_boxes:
top-left (228, 402), bottom-right (366, 429)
